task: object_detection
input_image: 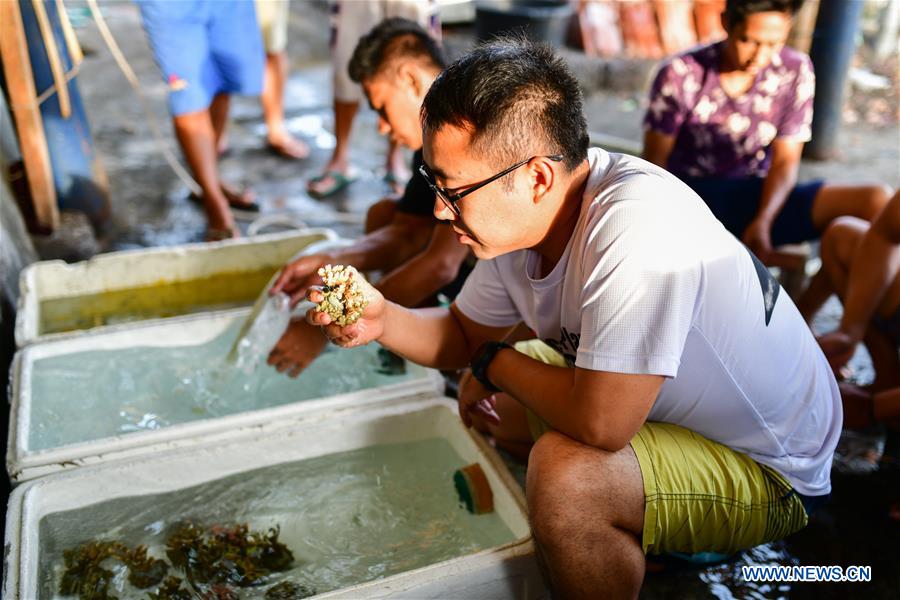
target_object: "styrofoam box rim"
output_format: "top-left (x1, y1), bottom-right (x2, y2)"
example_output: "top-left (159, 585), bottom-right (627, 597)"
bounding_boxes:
top-left (4, 398), bottom-right (536, 600)
top-left (8, 308), bottom-right (445, 483)
top-left (14, 228), bottom-right (340, 348)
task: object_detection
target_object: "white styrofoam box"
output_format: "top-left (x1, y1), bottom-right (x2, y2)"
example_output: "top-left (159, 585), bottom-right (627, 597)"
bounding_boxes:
top-left (8, 308), bottom-right (445, 483)
top-left (4, 398), bottom-right (546, 599)
top-left (15, 228), bottom-right (339, 347)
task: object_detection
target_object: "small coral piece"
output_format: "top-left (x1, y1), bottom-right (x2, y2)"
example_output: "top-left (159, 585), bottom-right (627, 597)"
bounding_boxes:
top-left (265, 580), bottom-right (317, 599)
top-left (315, 264), bottom-right (369, 326)
top-left (60, 539), bottom-right (167, 599)
top-left (165, 522), bottom-right (294, 588)
top-left (147, 576), bottom-right (192, 600)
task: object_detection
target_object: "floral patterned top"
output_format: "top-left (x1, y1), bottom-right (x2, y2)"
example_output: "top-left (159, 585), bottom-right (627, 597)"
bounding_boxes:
top-left (643, 41), bottom-right (815, 179)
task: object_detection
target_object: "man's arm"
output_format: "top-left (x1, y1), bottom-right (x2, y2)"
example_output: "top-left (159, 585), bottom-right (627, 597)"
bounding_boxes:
top-left (485, 349), bottom-right (663, 451)
top-left (307, 275), bottom-right (517, 370)
top-left (332, 212), bottom-right (433, 273)
top-left (642, 129), bottom-right (676, 168)
top-left (376, 302), bottom-right (517, 370)
top-left (376, 224), bottom-right (470, 307)
top-left (271, 211), bottom-right (432, 304)
top-left (744, 139), bottom-right (802, 262)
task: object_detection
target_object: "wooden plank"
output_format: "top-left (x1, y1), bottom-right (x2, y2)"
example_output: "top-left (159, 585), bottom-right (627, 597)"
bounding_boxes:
top-left (0, 0), bottom-right (59, 231)
top-left (32, 0), bottom-right (71, 118)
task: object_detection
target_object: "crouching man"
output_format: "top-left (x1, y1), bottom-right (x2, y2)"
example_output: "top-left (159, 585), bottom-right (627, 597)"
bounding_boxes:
top-left (305, 38), bottom-right (841, 598)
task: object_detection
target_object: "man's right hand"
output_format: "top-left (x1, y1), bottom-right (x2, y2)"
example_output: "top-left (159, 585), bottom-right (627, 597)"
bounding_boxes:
top-left (267, 319), bottom-right (329, 377)
top-left (269, 253), bottom-right (334, 306)
top-left (306, 276), bottom-right (386, 348)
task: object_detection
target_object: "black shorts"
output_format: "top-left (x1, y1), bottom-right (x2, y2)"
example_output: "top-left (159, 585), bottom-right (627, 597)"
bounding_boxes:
top-left (679, 176), bottom-right (825, 246)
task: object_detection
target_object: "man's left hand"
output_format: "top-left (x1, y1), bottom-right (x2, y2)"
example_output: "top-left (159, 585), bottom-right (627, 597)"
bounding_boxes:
top-left (457, 370), bottom-right (501, 428)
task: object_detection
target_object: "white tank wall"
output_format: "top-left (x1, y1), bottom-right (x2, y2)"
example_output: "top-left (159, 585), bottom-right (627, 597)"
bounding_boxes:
top-left (5, 399), bottom-right (547, 599)
top-left (15, 228), bottom-right (339, 347)
top-left (8, 308), bottom-right (445, 483)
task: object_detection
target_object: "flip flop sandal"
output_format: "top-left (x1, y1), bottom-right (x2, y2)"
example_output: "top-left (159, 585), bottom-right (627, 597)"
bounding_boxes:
top-left (188, 190), bottom-right (261, 213)
top-left (266, 138), bottom-right (310, 160)
top-left (383, 172), bottom-right (407, 196)
top-left (307, 170), bottom-right (357, 199)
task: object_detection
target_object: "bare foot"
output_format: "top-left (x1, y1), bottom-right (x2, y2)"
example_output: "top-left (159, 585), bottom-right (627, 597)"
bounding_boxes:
top-left (267, 131), bottom-right (310, 160)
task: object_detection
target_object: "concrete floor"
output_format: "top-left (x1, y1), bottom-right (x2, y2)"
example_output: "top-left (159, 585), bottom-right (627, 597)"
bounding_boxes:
top-left (26, 1), bottom-right (900, 598)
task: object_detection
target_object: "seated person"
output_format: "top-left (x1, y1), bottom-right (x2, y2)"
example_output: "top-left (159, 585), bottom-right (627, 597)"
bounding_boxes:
top-left (642, 0), bottom-right (890, 317)
top-left (817, 192), bottom-right (900, 429)
top-left (267, 18), bottom-right (469, 376)
top-left (304, 38), bottom-right (840, 597)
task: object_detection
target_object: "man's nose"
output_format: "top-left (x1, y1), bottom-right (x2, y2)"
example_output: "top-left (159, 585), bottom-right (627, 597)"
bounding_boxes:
top-left (433, 196), bottom-right (454, 221)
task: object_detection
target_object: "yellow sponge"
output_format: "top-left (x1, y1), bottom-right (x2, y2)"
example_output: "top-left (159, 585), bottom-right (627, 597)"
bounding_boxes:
top-left (453, 463), bottom-right (494, 514)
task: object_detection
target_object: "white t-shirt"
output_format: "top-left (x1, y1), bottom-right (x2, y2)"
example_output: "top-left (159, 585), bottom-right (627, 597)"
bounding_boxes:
top-left (456, 148), bottom-right (841, 496)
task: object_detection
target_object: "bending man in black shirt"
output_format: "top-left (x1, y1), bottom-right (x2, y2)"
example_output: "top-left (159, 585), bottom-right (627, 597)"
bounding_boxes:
top-left (268, 18), bottom-right (469, 376)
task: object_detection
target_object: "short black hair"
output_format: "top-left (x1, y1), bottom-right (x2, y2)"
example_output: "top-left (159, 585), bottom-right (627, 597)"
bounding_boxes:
top-left (724, 0), bottom-right (805, 28)
top-left (348, 17), bottom-right (446, 84)
top-left (421, 36), bottom-right (588, 172)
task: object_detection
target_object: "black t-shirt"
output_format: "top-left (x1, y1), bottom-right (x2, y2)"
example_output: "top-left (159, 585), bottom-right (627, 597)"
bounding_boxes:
top-left (396, 150), bottom-right (435, 217)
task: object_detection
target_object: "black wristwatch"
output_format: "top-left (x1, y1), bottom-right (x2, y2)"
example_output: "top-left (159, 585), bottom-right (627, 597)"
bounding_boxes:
top-left (470, 341), bottom-right (511, 393)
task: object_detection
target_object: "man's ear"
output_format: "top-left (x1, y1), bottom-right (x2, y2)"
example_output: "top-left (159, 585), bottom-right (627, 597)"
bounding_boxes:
top-left (396, 62), bottom-right (421, 96)
top-left (529, 157), bottom-right (555, 203)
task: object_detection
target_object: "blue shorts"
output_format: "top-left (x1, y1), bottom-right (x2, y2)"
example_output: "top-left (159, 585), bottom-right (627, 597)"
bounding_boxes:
top-left (139, 0), bottom-right (264, 116)
top-left (679, 176), bottom-right (826, 246)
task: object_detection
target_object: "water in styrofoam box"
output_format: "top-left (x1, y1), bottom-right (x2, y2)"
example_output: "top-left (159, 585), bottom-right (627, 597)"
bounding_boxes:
top-left (28, 323), bottom-right (419, 452)
top-left (228, 291), bottom-right (293, 374)
top-left (37, 438), bottom-right (516, 599)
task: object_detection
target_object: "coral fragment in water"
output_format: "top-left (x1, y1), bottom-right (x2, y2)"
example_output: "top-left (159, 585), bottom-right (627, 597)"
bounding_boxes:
top-left (265, 580), bottom-right (318, 599)
top-left (165, 522), bottom-right (294, 588)
top-left (60, 539), bottom-right (167, 599)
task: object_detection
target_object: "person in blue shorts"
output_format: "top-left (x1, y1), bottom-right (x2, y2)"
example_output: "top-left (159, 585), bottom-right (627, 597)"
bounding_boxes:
top-left (139, 0), bottom-right (264, 240)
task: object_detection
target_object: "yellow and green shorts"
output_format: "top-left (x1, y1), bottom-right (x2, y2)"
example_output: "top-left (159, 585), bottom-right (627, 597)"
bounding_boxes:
top-left (514, 339), bottom-right (810, 556)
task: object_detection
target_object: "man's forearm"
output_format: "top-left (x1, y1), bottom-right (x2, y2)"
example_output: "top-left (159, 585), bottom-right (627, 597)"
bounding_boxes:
top-left (485, 348), bottom-right (662, 451)
top-left (376, 254), bottom-right (456, 307)
top-left (756, 160), bottom-right (798, 224)
top-left (376, 226), bottom-right (469, 307)
top-left (840, 231), bottom-right (900, 340)
top-left (485, 348), bottom-right (580, 435)
top-left (334, 219), bottom-right (431, 273)
top-left (377, 303), bottom-right (473, 369)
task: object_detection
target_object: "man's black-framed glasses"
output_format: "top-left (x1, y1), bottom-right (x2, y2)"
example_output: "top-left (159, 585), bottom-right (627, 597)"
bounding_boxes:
top-left (419, 154), bottom-right (564, 216)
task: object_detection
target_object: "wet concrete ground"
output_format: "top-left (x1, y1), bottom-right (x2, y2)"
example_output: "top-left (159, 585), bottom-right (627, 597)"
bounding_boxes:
top-left (42, 1), bottom-right (900, 598)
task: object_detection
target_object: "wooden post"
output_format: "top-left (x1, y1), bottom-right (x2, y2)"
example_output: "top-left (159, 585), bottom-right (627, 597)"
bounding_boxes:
top-left (788, 0), bottom-right (820, 53)
top-left (0, 0), bottom-right (59, 231)
top-left (32, 0), bottom-right (71, 118)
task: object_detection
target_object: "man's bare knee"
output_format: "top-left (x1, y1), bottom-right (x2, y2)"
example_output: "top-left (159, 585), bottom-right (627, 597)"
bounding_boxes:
top-left (860, 184), bottom-right (892, 220)
top-left (526, 433), bottom-right (591, 546)
top-left (821, 216), bottom-right (865, 261)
